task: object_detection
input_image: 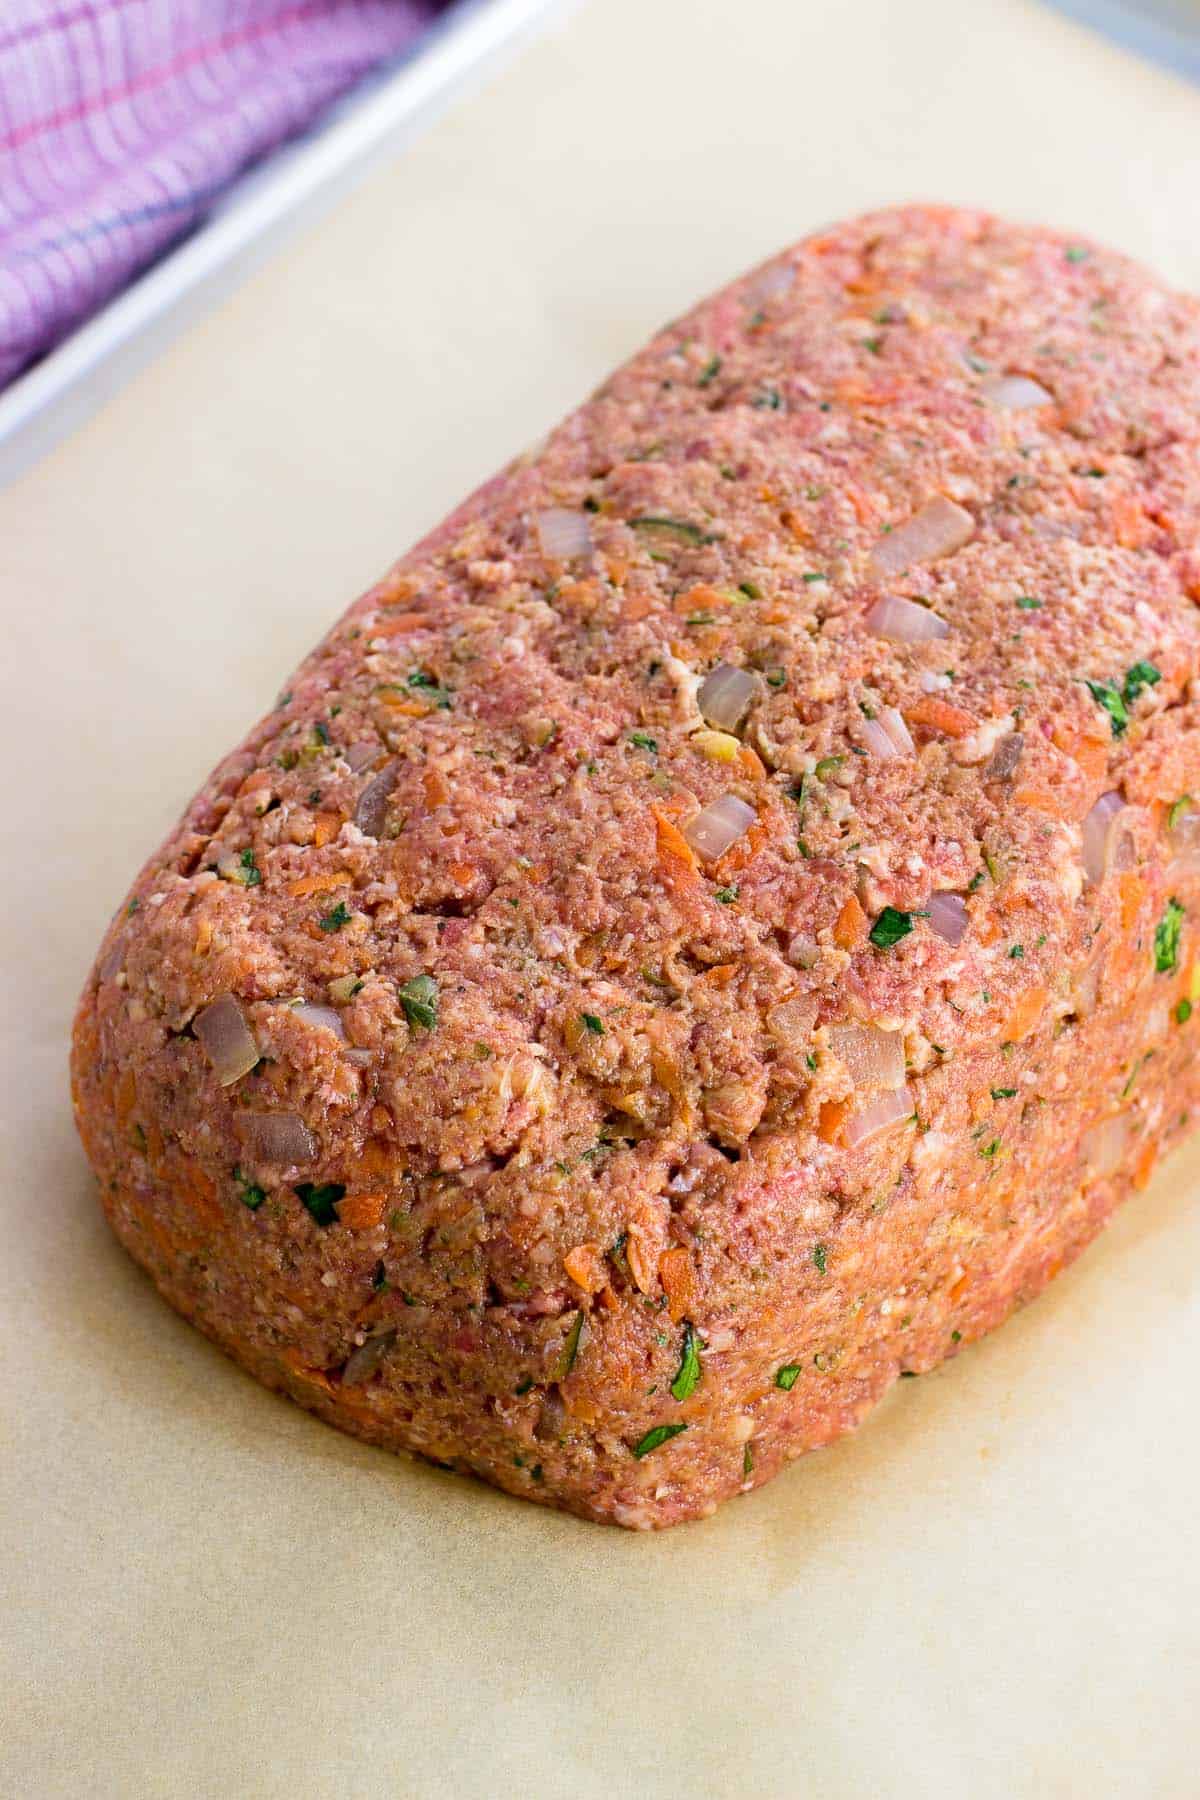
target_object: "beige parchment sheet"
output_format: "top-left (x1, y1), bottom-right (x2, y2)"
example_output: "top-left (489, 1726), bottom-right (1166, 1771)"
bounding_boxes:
top-left (3, 1), bottom-right (1199, 1793)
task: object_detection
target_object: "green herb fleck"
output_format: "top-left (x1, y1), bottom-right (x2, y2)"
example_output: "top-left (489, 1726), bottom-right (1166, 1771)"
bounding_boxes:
top-left (1154, 898), bottom-right (1185, 975)
top-left (127, 897), bottom-right (140, 915)
top-left (236, 847), bottom-right (262, 887)
top-left (630, 515), bottom-right (714, 544)
top-left (628, 732), bottom-right (658, 752)
top-left (752, 386), bottom-right (782, 410)
top-left (294, 1182), bottom-right (345, 1227)
top-left (1168, 795), bottom-right (1194, 832)
top-left (775, 1364), bottom-right (801, 1391)
top-left (514, 1377), bottom-right (535, 1396)
top-left (743, 1441), bottom-right (754, 1478)
top-left (399, 973), bottom-right (439, 1030)
top-left (1008, 944), bottom-right (1024, 959)
top-left (1176, 999), bottom-right (1193, 1025)
top-left (1124, 660), bottom-right (1161, 705)
top-left (1087, 661), bottom-right (1161, 736)
top-left (632, 1422), bottom-right (688, 1458)
top-left (1065, 245), bottom-right (1090, 264)
top-left (714, 885), bottom-right (739, 904)
top-left (978, 1139), bottom-right (1002, 1159)
top-left (951, 1329), bottom-right (962, 1343)
top-left (814, 755), bottom-right (844, 780)
top-left (233, 1165), bottom-right (266, 1210)
top-left (991, 1087), bottom-right (1017, 1100)
top-left (697, 354), bottom-right (722, 387)
top-left (671, 1323), bottom-right (702, 1402)
top-left (580, 1012), bottom-right (604, 1036)
top-left (870, 906), bottom-right (921, 950)
top-left (1086, 678), bottom-right (1128, 737)
top-left (556, 1310), bottom-right (586, 1381)
top-left (802, 571), bottom-right (827, 584)
top-left (812, 1243), bottom-right (827, 1275)
top-left (318, 901), bottom-right (351, 933)
top-left (1016, 595), bottom-right (1042, 610)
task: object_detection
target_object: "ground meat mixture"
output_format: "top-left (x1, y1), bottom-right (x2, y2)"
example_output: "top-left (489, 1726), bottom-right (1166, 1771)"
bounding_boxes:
top-left (71, 206), bottom-right (1200, 1527)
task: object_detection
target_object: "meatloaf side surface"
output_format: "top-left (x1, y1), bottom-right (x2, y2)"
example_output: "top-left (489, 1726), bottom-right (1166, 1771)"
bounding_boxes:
top-left (72, 206), bottom-right (1200, 1528)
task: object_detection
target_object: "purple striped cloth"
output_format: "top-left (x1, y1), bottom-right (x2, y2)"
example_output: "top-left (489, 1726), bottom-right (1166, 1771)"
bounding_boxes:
top-left (0, 0), bottom-right (441, 389)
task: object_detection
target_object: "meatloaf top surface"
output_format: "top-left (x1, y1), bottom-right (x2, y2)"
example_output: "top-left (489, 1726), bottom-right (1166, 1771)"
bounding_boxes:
top-left (89, 204), bottom-right (1200, 1323)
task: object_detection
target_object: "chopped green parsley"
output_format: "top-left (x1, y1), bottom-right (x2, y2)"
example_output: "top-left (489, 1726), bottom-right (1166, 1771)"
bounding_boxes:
top-left (1154, 899), bottom-right (1185, 975)
top-left (399, 973), bottom-right (439, 1030)
top-left (632, 1422), bottom-right (688, 1458)
top-left (670, 1323), bottom-right (702, 1402)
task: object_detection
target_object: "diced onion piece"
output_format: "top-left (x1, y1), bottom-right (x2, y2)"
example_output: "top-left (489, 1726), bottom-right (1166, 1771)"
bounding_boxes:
top-left (1081, 790), bottom-right (1128, 886)
top-left (342, 1328), bottom-right (397, 1386)
top-left (842, 1083), bottom-right (914, 1149)
top-left (344, 740), bottom-right (381, 773)
top-left (867, 497), bottom-right (974, 578)
top-left (985, 731), bottom-right (1024, 782)
top-left (535, 508), bottom-right (593, 560)
top-left (234, 1111), bottom-right (317, 1166)
top-left (1167, 800), bottom-right (1200, 877)
top-left (1080, 1112), bottom-right (1130, 1180)
top-left (291, 1002), bottom-right (346, 1040)
top-left (927, 891), bottom-right (969, 947)
top-left (828, 1024), bottom-right (905, 1091)
top-left (748, 262), bottom-right (795, 304)
top-left (683, 794), bottom-right (756, 861)
top-left (1146, 1000), bottom-right (1170, 1043)
top-left (697, 662), bottom-right (759, 732)
top-left (355, 760), bottom-right (398, 837)
top-left (979, 373), bottom-right (1054, 410)
top-left (788, 934), bottom-right (820, 969)
top-left (1071, 957), bottom-right (1101, 1020)
top-left (919, 669), bottom-right (953, 692)
top-left (194, 993), bottom-right (259, 1086)
top-left (879, 705), bottom-right (914, 755)
top-left (99, 935), bottom-right (126, 982)
top-left (861, 704), bottom-right (915, 760)
top-left (767, 995), bottom-right (818, 1046)
top-left (861, 717), bottom-right (901, 760)
top-left (865, 594), bottom-right (950, 645)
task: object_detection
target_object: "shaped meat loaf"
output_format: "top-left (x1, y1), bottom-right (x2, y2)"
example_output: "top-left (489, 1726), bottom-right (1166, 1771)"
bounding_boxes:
top-left (72, 207), bottom-right (1200, 1527)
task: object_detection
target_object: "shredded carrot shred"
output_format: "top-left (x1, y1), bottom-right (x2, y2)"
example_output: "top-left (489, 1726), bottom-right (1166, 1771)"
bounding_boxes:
top-left (659, 1247), bottom-right (699, 1323)
top-left (1001, 984), bottom-right (1047, 1043)
top-left (1132, 1139), bottom-right (1159, 1191)
top-left (833, 893), bottom-right (867, 950)
top-left (818, 1098), bottom-right (850, 1145)
top-left (1013, 786), bottom-right (1063, 814)
top-left (336, 1192), bottom-right (387, 1230)
top-left (906, 695), bottom-right (976, 738)
top-left (288, 870), bottom-right (354, 897)
top-left (654, 808), bottom-right (700, 873)
top-left (564, 1243), bottom-right (606, 1293)
top-left (370, 611), bottom-right (427, 637)
top-left (1118, 871), bottom-right (1146, 933)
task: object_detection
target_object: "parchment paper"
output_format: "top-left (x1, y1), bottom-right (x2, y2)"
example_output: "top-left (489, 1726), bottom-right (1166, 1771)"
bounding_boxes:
top-left (3, 1), bottom-right (1199, 1793)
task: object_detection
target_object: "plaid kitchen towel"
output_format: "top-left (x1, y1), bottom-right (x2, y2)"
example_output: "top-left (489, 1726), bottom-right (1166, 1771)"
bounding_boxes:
top-left (0, 0), bottom-right (439, 389)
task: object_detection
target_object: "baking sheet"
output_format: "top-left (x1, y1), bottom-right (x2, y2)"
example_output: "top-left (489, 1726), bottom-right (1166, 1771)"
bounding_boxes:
top-left (0, 0), bottom-right (570, 489)
top-left (3, 0), bottom-right (1199, 1793)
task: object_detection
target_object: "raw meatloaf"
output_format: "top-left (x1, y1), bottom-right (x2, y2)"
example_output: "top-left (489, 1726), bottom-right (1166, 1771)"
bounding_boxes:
top-left (72, 206), bottom-right (1200, 1529)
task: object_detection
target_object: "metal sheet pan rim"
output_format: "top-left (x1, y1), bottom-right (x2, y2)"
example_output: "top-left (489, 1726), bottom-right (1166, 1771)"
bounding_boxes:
top-left (0, 0), bottom-right (569, 487)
